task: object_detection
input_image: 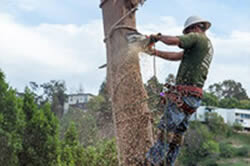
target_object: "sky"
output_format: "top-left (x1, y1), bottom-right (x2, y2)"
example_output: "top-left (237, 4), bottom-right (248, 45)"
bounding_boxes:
top-left (0, 0), bottom-right (249, 95)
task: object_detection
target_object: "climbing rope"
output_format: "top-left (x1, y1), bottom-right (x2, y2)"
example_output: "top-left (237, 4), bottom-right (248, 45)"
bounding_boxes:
top-left (103, 6), bottom-right (138, 42)
top-left (152, 44), bottom-right (157, 77)
top-left (104, 7), bottom-right (138, 42)
top-left (100, 0), bottom-right (148, 42)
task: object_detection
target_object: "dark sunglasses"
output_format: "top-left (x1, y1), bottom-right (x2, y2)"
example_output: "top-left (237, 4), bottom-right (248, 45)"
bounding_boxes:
top-left (185, 23), bottom-right (206, 34)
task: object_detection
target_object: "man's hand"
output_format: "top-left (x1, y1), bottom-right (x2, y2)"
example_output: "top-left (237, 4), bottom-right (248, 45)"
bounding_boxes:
top-left (144, 45), bottom-right (157, 56)
top-left (149, 33), bottom-right (162, 43)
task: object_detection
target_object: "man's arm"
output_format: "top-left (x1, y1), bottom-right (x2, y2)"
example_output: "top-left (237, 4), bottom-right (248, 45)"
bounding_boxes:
top-left (151, 34), bottom-right (181, 46)
top-left (154, 50), bottom-right (183, 61)
top-left (159, 35), bottom-right (181, 46)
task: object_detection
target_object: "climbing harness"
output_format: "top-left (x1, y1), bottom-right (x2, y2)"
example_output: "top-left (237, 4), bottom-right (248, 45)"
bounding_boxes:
top-left (160, 83), bottom-right (203, 114)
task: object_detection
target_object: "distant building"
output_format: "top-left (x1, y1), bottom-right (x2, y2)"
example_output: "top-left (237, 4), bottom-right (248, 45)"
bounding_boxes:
top-left (191, 106), bottom-right (250, 130)
top-left (64, 93), bottom-right (94, 114)
top-left (16, 92), bottom-right (25, 97)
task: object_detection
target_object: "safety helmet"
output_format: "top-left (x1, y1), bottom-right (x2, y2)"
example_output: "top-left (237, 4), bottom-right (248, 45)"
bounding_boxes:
top-left (183, 16), bottom-right (211, 34)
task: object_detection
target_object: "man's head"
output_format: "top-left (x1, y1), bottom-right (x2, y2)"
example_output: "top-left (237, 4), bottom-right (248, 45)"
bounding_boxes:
top-left (183, 16), bottom-right (211, 34)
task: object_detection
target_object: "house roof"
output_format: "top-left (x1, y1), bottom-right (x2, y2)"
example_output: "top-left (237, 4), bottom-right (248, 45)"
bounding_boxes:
top-left (67, 93), bottom-right (94, 97)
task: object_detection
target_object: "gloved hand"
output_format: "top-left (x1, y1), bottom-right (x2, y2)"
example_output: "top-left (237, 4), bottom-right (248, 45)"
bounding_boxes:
top-left (149, 33), bottom-right (162, 43)
top-left (144, 45), bottom-right (156, 56)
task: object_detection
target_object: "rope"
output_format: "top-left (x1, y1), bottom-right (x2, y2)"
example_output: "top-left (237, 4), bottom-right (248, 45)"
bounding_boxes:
top-left (103, 6), bottom-right (138, 42)
top-left (100, 0), bottom-right (146, 8)
top-left (104, 25), bottom-right (137, 42)
top-left (153, 44), bottom-right (157, 77)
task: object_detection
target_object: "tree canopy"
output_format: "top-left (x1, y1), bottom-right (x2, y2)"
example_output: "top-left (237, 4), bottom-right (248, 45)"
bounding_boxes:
top-left (208, 80), bottom-right (248, 100)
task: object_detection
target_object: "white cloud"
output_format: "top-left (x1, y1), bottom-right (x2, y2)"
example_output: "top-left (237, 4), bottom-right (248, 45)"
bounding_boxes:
top-left (3, 0), bottom-right (100, 14)
top-left (210, 30), bottom-right (250, 58)
top-left (207, 64), bottom-right (250, 93)
top-left (0, 13), bottom-right (249, 96)
top-left (0, 13), bottom-right (106, 94)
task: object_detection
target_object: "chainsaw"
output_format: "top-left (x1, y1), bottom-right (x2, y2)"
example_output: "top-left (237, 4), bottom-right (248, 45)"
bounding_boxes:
top-left (126, 32), bottom-right (161, 53)
top-left (98, 32), bottom-right (161, 69)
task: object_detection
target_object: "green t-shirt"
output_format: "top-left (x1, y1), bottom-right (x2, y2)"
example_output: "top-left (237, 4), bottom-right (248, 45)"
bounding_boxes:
top-left (176, 32), bottom-right (213, 88)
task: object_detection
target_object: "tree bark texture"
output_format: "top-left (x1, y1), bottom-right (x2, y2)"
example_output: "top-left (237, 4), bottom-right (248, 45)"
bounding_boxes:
top-left (100, 0), bottom-right (154, 165)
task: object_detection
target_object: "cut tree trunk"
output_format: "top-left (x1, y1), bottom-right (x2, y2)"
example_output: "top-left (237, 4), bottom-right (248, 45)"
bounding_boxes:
top-left (100, 0), bottom-right (154, 165)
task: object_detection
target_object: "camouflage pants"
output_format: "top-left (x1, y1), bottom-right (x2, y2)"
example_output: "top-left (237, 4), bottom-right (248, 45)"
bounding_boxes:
top-left (146, 96), bottom-right (201, 166)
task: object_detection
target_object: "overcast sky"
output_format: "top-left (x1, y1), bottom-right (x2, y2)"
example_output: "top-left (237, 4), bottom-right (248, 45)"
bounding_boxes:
top-left (0, 0), bottom-right (249, 95)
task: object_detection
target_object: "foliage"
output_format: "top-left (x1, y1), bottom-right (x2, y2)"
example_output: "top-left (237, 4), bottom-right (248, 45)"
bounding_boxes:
top-left (86, 80), bottom-right (114, 139)
top-left (202, 92), bottom-right (219, 107)
top-left (96, 80), bottom-right (112, 116)
top-left (179, 116), bottom-right (250, 166)
top-left (202, 92), bottom-right (250, 109)
top-left (18, 89), bottom-right (60, 166)
top-left (60, 136), bottom-right (118, 166)
top-left (180, 121), bottom-right (219, 165)
top-left (199, 158), bottom-right (219, 166)
top-left (82, 139), bottom-right (118, 166)
top-left (29, 80), bottom-right (67, 119)
top-left (0, 70), bottom-right (117, 166)
top-left (201, 140), bottom-right (220, 155)
top-left (0, 70), bottom-right (25, 165)
top-left (238, 99), bottom-right (250, 109)
top-left (59, 122), bottom-right (85, 166)
top-left (208, 80), bottom-right (248, 100)
top-left (235, 147), bottom-right (250, 157)
top-left (144, 76), bottom-right (163, 111)
top-left (219, 143), bottom-right (235, 158)
top-left (203, 80), bottom-right (250, 109)
top-left (3, 68), bottom-right (250, 166)
top-left (61, 108), bottom-right (98, 146)
top-left (219, 97), bottom-right (240, 108)
top-left (87, 95), bottom-right (106, 113)
top-left (232, 122), bottom-right (244, 131)
top-left (205, 112), bottom-right (229, 137)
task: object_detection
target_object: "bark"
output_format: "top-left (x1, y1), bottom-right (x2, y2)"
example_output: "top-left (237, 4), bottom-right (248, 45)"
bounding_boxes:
top-left (100, 0), bottom-right (154, 165)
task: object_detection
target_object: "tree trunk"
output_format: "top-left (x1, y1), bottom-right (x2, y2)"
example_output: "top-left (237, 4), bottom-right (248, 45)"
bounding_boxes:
top-left (100, 0), bottom-right (154, 165)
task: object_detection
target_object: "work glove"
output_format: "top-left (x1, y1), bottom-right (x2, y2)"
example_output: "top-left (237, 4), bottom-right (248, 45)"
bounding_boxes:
top-left (143, 33), bottom-right (161, 56)
top-left (149, 33), bottom-right (162, 43)
top-left (144, 45), bottom-right (157, 56)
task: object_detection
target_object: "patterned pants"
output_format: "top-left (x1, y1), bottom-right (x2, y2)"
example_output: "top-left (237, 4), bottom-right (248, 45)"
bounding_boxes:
top-left (146, 96), bottom-right (201, 166)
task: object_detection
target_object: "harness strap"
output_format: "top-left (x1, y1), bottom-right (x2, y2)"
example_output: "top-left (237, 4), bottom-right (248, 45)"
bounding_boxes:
top-left (161, 84), bottom-right (203, 114)
top-left (176, 85), bottom-right (203, 98)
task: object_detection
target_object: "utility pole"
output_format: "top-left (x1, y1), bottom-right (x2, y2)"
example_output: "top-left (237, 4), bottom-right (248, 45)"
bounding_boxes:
top-left (100, 0), bottom-right (154, 165)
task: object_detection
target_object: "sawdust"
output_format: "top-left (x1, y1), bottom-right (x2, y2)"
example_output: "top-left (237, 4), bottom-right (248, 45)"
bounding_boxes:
top-left (110, 41), bottom-right (154, 165)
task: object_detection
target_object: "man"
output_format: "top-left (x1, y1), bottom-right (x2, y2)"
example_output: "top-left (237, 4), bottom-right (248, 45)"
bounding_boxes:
top-left (144, 16), bottom-right (214, 166)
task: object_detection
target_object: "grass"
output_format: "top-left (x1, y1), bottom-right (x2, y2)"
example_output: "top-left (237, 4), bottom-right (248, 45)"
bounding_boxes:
top-left (223, 132), bottom-right (250, 146)
top-left (217, 157), bottom-right (250, 166)
top-left (217, 132), bottom-right (250, 166)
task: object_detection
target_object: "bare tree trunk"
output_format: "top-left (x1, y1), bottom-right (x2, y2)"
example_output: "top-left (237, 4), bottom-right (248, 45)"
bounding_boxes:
top-left (100, 0), bottom-right (154, 165)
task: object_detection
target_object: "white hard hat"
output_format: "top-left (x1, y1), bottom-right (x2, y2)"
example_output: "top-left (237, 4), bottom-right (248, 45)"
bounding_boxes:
top-left (183, 16), bottom-right (211, 34)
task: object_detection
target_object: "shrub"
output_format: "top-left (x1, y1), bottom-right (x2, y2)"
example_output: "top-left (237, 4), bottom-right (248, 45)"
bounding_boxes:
top-left (236, 147), bottom-right (249, 157)
top-left (201, 140), bottom-right (220, 156)
top-left (180, 122), bottom-right (218, 165)
top-left (82, 138), bottom-right (118, 166)
top-left (199, 158), bottom-right (218, 166)
top-left (225, 125), bottom-right (234, 137)
top-left (60, 122), bottom-right (85, 166)
top-left (219, 143), bottom-right (236, 158)
top-left (233, 122), bottom-right (243, 131)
